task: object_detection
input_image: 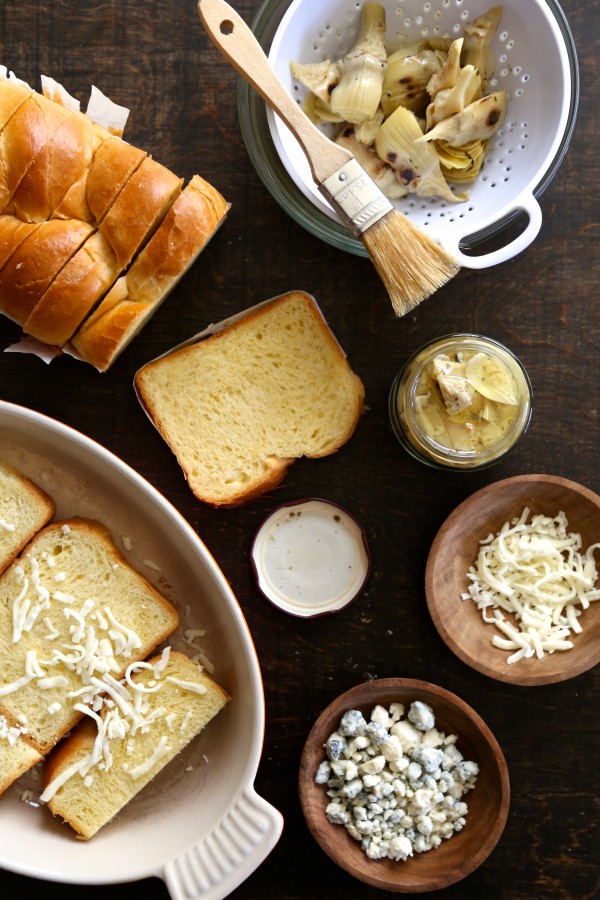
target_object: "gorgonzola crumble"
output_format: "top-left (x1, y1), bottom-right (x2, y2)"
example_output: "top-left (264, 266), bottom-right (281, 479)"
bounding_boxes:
top-left (315, 700), bottom-right (478, 861)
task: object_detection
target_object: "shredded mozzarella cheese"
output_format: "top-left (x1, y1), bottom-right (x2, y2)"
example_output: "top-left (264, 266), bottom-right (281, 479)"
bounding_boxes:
top-left (463, 507), bottom-right (600, 663)
top-left (166, 676), bottom-right (207, 695)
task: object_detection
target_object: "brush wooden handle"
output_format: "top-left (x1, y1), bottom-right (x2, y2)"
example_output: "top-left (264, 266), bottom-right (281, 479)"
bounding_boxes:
top-left (197, 0), bottom-right (352, 185)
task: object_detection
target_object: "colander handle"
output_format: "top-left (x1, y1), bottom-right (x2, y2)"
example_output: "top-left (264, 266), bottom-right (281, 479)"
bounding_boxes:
top-left (442, 193), bottom-right (543, 269)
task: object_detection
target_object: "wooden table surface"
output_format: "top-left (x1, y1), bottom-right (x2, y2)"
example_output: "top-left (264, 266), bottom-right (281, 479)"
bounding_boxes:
top-left (0, 1), bottom-right (598, 898)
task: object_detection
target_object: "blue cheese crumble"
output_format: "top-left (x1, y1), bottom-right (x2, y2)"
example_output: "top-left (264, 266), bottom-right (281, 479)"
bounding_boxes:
top-left (316, 701), bottom-right (479, 861)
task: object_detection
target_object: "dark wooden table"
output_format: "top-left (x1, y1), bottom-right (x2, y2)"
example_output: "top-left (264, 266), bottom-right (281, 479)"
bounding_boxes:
top-left (0, 1), bottom-right (598, 898)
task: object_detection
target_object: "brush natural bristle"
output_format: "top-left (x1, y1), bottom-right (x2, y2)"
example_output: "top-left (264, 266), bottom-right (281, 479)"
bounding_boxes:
top-left (361, 210), bottom-right (460, 316)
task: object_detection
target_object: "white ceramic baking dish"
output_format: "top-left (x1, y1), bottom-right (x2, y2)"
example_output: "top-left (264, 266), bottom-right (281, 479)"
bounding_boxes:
top-left (0, 400), bottom-right (282, 899)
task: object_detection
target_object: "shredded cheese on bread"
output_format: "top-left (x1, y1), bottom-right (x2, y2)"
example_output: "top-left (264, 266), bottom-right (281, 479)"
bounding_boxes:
top-left (41, 649), bottom-right (229, 839)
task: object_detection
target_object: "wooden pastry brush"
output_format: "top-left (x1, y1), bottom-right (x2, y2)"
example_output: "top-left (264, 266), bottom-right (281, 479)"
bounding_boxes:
top-left (197, 0), bottom-right (460, 316)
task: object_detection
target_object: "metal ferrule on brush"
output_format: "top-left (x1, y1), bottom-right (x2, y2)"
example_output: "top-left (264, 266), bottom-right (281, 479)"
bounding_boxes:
top-left (321, 158), bottom-right (393, 236)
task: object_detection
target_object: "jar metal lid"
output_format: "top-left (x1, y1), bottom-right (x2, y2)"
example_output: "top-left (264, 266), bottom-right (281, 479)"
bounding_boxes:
top-left (250, 498), bottom-right (371, 618)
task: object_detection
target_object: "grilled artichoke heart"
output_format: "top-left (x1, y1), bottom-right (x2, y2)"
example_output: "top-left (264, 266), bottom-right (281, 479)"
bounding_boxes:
top-left (436, 139), bottom-right (487, 184)
top-left (463, 5), bottom-right (503, 88)
top-left (375, 106), bottom-right (463, 202)
top-left (418, 91), bottom-right (507, 147)
top-left (301, 92), bottom-right (345, 125)
top-left (426, 65), bottom-right (481, 129)
top-left (289, 59), bottom-right (340, 106)
top-left (381, 46), bottom-right (446, 117)
top-left (329, 2), bottom-right (388, 124)
top-left (336, 125), bottom-right (408, 199)
top-left (426, 38), bottom-right (464, 99)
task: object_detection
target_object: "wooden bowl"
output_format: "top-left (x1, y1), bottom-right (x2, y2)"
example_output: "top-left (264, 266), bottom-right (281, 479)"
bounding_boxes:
top-left (425, 474), bottom-right (600, 686)
top-left (299, 678), bottom-right (509, 893)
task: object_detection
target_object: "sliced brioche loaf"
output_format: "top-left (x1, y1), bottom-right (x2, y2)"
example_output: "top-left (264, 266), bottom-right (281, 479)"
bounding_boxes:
top-left (134, 291), bottom-right (365, 507)
top-left (0, 518), bottom-right (179, 754)
top-left (0, 460), bottom-right (55, 574)
top-left (0, 712), bottom-right (43, 797)
top-left (42, 649), bottom-right (229, 839)
top-left (0, 74), bottom-right (228, 366)
top-left (70, 174), bottom-right (230, 370)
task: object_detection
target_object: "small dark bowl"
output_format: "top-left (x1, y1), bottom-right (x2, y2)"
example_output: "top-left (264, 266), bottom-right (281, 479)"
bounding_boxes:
top-left (299, 678), bottom-right (509, 892)
top-left (425, 474), bottom-right (600, 686)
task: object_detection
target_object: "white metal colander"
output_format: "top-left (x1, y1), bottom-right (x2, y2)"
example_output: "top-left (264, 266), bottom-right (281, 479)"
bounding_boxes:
top-left (264, 0), bottom-right (578, 267)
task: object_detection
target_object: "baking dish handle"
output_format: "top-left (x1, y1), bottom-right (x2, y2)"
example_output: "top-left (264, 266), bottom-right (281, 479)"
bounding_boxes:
top-left (162, 787), bottom-right (283, 900)
top-left (442, 192), bottom-right (543, 270)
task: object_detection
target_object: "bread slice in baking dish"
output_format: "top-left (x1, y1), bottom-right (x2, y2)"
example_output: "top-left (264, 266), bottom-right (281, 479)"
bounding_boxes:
top-left (0, 711), bottom-right (43, 796)
top-left (0, 459), bottom-right (55, 575)
top-left (134, 291), bottom-right (365, 507)
top-left (0, 460), bottom-right (55, 795)
top-left (70, 174), bottom-right (230, 370)
top-left (0, 518), bottom-right (179, 755)
top-left (41, 649), bottom-right (230, 839)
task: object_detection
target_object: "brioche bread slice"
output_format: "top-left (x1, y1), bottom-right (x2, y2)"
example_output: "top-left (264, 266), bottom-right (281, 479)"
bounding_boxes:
top-left (0, 91), bottom-right (76, 213)
top-left (134, 291), bottom-right (365, 507)
top-left (0, 518), bottom-right (179, 754)
top-left (5, 105), bottom-right (103, 223)
top-left (52, 134), bottom-right (147, 224)
top-left (0, 712), bottom-right (43, 797)
top-left (23, 230), bottom-right (123, 346)
top-left (70, 174), bottom-right (230, 370)
top-left (0, 78), bottom-right (32, 134)
top-left (42, 649), bottom-right (229, 839)
top-left (0, 217), bottom-right (93, 324)
top-left (99, 156), bottom-right (183, 270)
top-left (0, 215), bottom-right (38, 271)
top-left (23, 157), bottom-right (183, 346)
top-left (0, 460), bottom-right (55, 575)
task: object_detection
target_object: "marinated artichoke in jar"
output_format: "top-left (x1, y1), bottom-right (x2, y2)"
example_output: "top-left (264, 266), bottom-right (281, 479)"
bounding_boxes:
top-left (414, 350), bottom-right (520, 452)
